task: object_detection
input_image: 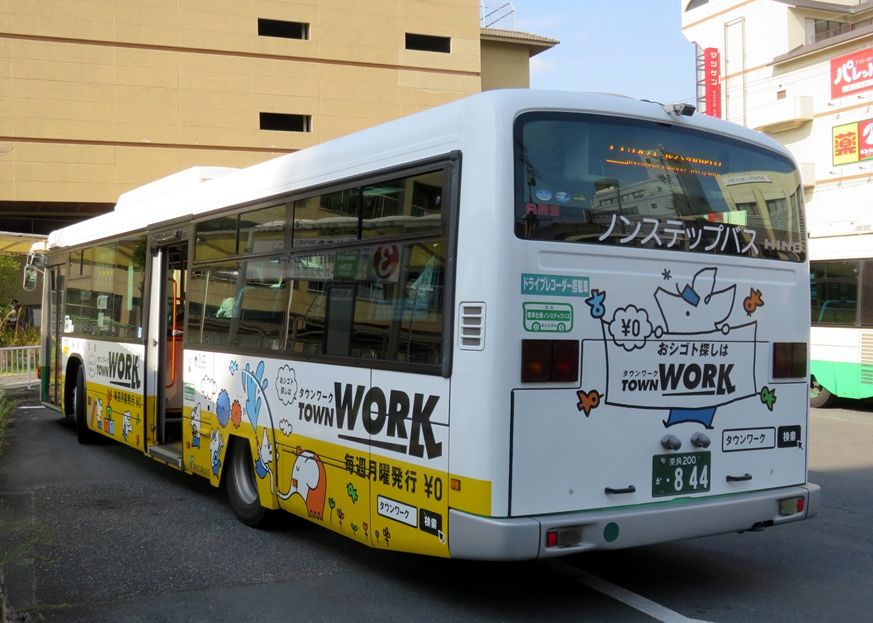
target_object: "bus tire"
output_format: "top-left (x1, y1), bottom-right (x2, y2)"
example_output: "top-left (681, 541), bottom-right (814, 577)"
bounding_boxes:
top-left (73, 367), bottom-right (98, 444)
top-left (227, 439), bottom-right (273, 528)
top-left (809, 376), bottom-right (837, 409)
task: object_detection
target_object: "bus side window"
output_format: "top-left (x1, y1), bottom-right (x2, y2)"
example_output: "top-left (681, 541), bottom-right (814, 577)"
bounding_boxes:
top-left (818, 299), bottom-right (856, 324)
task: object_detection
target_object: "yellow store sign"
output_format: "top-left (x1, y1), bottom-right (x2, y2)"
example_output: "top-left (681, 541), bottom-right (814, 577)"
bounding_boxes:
top-left (833, 119), bottom-right (873, 165)
top-left (833, 122), bottom-right (859, 165)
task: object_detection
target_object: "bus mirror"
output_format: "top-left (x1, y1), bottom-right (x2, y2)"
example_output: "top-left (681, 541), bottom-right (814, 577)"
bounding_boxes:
top-left (22, 265), bottom-right (40, 292)
top-left (27, 251), bottom-right (46, 268)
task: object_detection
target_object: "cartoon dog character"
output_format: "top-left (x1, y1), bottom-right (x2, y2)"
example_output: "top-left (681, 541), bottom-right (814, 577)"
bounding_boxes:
top-left (190, 403), bottom-right (202, 448)
top-left (122, 410), bottom-right (132, 441)
top-left (92, 397), bottom-right (103, 430)
top-left (254, 429), bottom-right (274, 493)
top-left (278, 449), bottom-right (326, 520)
top-left (210, 429), bottom-right (224, 477)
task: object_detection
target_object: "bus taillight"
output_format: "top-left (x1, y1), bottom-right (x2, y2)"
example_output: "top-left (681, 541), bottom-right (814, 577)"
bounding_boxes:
top-left (779, 496), bottom-right (805, 516)
top-left (521, 339), bottom-right (579, 383)
top-left (773, 342), bottom-right (807, 379)
top-left (545, 526), bottom-right (583, 548)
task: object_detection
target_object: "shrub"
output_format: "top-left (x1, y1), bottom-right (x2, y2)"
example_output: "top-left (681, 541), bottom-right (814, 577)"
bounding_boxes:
top-left (0, 389), bottom-right (13, 454)
top-left (0, 326), bottom-right (39, 347)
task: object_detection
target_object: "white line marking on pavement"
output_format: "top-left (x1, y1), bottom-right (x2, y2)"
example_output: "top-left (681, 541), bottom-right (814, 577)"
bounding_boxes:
top-left (546, 560), bottom-right (714, 623)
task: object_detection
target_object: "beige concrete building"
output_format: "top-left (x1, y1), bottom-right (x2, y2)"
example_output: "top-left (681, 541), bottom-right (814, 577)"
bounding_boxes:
top-left (0, 0), bottom-right (556, 234)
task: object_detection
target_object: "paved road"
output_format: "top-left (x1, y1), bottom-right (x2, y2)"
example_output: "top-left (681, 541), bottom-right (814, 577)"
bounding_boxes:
top-left (1, 394), bottom-right (871, 622)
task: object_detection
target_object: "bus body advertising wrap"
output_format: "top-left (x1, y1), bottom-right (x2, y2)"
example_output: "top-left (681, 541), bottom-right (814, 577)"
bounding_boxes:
top-left (27, 90), bottom-right (818, 561)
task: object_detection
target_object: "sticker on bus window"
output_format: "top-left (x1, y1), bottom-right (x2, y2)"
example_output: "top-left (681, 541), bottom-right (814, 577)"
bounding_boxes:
top-left (523, 302), bottom-right (573, 333)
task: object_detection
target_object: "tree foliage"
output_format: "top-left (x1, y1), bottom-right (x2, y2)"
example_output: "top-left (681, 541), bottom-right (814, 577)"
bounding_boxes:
top-left (0, 255), bottom-right (19, 304)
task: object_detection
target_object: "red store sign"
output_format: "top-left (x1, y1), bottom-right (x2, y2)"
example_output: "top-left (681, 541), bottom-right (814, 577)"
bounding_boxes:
top-left (704, 48), bottom-right (721, 118)
top-left (831, 47), bottom-right (873, 99)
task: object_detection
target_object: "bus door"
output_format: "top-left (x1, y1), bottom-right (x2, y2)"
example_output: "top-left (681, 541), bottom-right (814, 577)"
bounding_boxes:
top-left (45, 264), bottom-right (65, 407)
top-left (146, 232), bottom-right (189, 467)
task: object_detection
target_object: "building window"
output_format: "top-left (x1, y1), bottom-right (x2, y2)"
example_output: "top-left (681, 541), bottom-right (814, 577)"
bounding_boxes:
top-left (806, 18), bottom-right (850, 44)
top-left (260, 112), bottom-right (311, 133)
top-left (405, 33), bottom-right (451, 53)
top-left (258, 18), bottom-right (309, 40)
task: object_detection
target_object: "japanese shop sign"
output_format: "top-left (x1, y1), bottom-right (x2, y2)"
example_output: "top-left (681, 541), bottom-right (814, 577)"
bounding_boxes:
top-left (831, 47), bottom-right (873, 99)
top-left (704, 47), bottom-right (721, 118)
top-left (832, 118), bottom-right (873, 165)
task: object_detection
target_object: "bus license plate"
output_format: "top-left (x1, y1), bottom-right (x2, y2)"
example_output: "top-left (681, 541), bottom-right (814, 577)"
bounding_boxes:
top-left (652, 451), bottom-right (711, 497)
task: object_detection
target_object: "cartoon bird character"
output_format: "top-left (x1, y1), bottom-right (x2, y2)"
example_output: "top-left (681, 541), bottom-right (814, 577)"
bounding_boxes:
top-left (654, 266), bottom-right (736, 334)
top-left (278, 449), bottom-right (327, 520)
top-left (743, 288), bottom-right (764, 316)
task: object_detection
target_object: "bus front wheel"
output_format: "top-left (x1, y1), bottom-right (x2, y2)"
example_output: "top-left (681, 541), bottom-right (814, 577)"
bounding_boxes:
top-left (810, 376), bottom-right (837, 409)
top-left (227, 439), bottom-right (273, 528)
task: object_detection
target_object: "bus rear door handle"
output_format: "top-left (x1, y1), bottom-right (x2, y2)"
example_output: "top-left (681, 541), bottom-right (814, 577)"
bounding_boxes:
top-left (604, 485), bottom-right (636, 495)
top-left (726, 473), bottom-right (752, 482)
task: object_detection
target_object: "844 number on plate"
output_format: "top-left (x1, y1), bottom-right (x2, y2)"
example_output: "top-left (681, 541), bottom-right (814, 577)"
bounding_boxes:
top-left (652, 451), bottom-right (711, 497)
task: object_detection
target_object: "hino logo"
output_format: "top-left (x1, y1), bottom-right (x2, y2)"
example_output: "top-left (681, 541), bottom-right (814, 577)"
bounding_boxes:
top-left (763, 239), bottom-right (803, 254)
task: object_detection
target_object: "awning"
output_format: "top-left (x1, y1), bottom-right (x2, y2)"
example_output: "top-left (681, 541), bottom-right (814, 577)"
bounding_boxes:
top-left (0, 231), bottom-right (47, 255)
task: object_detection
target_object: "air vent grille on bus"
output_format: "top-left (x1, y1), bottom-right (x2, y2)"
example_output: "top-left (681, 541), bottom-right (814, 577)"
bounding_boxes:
top-left (861, 332), bottom-right (873, 385)
top-left (459, 302), bottom-right (486, 351)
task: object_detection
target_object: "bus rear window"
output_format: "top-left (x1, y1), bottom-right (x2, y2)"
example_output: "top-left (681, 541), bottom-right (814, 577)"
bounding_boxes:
top-left (514, 112), bottom-right (806, 261)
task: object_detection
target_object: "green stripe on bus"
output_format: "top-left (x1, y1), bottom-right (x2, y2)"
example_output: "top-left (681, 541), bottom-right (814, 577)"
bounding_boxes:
top-left (810, 359), bottom-right (873, 400)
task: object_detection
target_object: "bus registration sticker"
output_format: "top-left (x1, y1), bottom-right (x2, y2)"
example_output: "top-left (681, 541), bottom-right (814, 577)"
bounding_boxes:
top-left (523, 302), bottom-right (573, 332)
top-left (652, 452), bottom-right (711, 497)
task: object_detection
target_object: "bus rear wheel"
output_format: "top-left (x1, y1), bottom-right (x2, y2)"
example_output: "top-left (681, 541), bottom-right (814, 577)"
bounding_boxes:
top-left (810, 376), bottom-right (837, 409)
top-left (226, 439), bottom-right (273, 528)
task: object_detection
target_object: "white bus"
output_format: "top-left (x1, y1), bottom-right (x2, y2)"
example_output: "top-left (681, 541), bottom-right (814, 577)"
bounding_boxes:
top-left (809, 232), bottom-right (873, 407)
top-left (24, 89), bottom-right (819, 560)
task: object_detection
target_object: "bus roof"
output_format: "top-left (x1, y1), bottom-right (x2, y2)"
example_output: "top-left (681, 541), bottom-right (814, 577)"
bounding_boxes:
top-left (46, 89), bottom-right (793, 250)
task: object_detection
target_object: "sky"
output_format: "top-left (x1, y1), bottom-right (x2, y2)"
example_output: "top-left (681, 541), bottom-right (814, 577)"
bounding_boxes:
top-left (491, 0), bottom-right (697, 105)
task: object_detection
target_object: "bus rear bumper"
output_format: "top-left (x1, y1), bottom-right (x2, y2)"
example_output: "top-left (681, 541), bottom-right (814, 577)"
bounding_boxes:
top-left (448, 482), bottom-right (821, 560)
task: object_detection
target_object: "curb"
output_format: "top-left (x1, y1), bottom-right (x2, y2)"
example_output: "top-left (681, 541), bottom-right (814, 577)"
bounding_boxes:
top-left (0, 387), bottom-right (38, 400)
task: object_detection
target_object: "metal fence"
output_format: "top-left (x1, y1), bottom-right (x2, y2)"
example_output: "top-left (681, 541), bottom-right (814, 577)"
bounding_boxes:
top-left (0, 345), bottom-right (39, 390)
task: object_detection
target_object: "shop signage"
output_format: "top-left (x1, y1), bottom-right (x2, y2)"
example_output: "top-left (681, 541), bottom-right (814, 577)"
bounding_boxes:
top-left (833, 118), bottom-right (873, 165)
top-left (704, 47), bottom-right (721, 118)
top-left (831, 47), bottom-right (873, 99)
